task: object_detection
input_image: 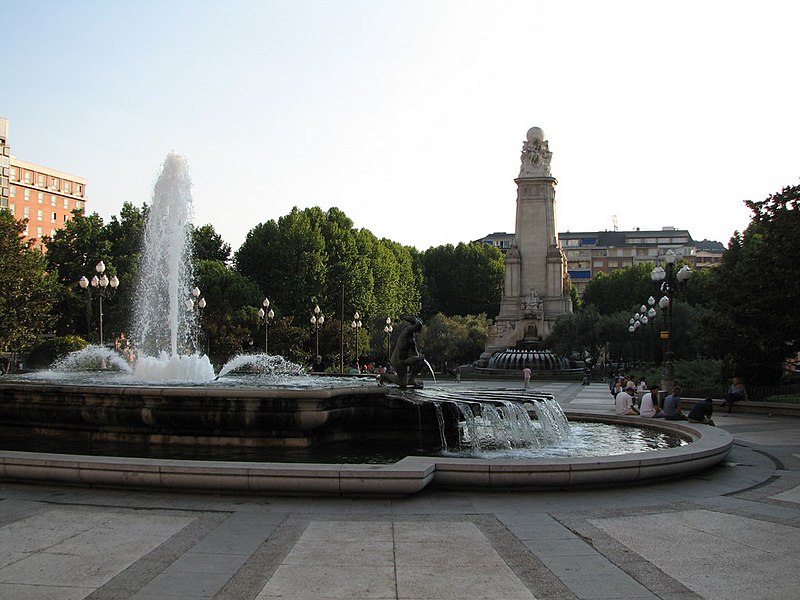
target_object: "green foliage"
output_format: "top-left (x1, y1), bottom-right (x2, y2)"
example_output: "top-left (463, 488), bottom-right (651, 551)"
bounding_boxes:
top-left (419, 313), bottom-right (489, 371)
top-left (192, 223), bottom-right (231, 263)
top-left (582, 263), bottom-right (658, 315)
top-left (693, 184), bottom-right (800, 385)
top-left (234, 207), bottom-right (421, 358)
top-left (26, 335), bottom-right (88, 369)
top-left (195, 259), bottom-right (264, 365)
top-left (45, 204), bottom-right (146, 341)
top-left (0, 211), bottom-right (60, 350)
top-left (420, 243), bottom-right (504, 319)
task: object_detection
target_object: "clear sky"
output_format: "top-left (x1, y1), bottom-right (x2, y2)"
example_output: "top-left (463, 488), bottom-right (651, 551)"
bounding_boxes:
top-left (4, 0), bottom-right (799, 252)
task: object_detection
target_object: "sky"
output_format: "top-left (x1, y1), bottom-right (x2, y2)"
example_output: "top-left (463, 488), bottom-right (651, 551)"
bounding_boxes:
top-left (4, 0), bottom-right (799, 252)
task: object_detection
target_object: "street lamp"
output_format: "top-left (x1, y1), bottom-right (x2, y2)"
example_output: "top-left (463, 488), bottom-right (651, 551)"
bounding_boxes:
top-left (185, 287), bottom-right (207, 353)
top-left (650, 250), bottom-right (692, 395)
top-left (78, 260), bottom-right (119, 346)
top-left (383, 317), bottom-right (393, 363)
top-left (351, 311), bottom-right (362, 372)
top-left (258, 297), bottom-right (275, 354)
top-left (310, 304), bottom-right (325, 358)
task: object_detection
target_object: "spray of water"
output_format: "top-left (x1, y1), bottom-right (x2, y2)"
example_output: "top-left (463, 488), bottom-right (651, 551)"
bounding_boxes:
top-left (131, 153), bottom-right (197, 358)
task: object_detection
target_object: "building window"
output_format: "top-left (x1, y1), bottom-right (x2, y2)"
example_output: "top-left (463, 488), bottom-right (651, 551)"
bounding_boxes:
top-left (24, 225), bottom-right (29, 236)
top-left (9, 185), bottom-right (14, 197)
top-left (37, 226), bottom-right (43, 238)
top-left (63, 198), bottom-right (69, 209)
top-left (51, 228), bottom-right (56, 237)
top-left (64, 214), bottom-right (70, 223)
top-left (24, 171), bottom-right (31, 183)
top-left (76, 200), bottom-right (82, 210)
top-left (51, 178), bottom-right (58, 189)
top-left (24, 189), bottom-right (31, 201)
top-left (76, 184), bottom-right (82, 195)
top-left (38, 192), bottom-right (44, 204)
top-left (37, 209), bottom-right (44, 221)
top-left (10, 167), bottom-right (16, 179)
top-left (0, 198), bottom-right (6, 208)
top-left (9, 203), bottom-right (15, 215)
top-left (37, 174), bottom-right (45, 186)
top-left (51, 195), bottom-right (57, 207)
top-left (51, 212), bottom-right (57, 223)
top-left (24, 206), bottom-right (30, 218)
top-left (64, 181), bottom-right (71, 193)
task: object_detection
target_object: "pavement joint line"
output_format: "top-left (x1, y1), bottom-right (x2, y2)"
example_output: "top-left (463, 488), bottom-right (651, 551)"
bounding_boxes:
top-left (83, 511), bottom-right (230, 600)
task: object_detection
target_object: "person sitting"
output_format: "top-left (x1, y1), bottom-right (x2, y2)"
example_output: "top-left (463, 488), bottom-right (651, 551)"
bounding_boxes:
top-left (310, 355), bottom-right (326, 373)
top-left (687, 397), bottom-right (716, 426)
top-left (721, 377), bottom-right (747, 413)
top-left (639, 385), bottom-right (664, 418)
top-left (662, 386), bottom-right (687, 420)
top-left (615, 385), bottom-right (639, 415)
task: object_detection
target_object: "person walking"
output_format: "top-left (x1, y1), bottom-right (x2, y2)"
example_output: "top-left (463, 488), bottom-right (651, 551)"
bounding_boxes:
top-left (522, 367), bottom-right (532, 389)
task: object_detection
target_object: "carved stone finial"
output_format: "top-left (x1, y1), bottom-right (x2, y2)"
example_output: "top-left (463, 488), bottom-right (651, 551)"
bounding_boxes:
top-left (518, 127), bottom-right (552, 178)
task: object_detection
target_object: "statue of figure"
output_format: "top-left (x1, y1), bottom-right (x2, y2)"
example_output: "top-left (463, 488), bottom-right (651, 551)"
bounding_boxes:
top-left (523, 288), bottom-right (543, 318)
top-left (518, 127), bottom-right (553, 178)
top-left (379, 315), bottom-right (426, 388)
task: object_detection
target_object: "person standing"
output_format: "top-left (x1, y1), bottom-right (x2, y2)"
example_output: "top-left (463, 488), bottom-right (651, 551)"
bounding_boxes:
top-left (522, 367), bottom-right (532, 389)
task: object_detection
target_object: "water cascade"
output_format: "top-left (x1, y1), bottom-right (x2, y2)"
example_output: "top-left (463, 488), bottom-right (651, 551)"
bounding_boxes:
top-left (405, 389), bottom-right (572, 454)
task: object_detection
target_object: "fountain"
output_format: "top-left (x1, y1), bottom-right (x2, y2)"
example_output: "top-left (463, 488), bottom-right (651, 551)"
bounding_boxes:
top-left (0, 154), bottom-right (732, 496)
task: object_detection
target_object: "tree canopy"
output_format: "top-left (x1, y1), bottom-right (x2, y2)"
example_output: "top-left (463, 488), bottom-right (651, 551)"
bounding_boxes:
top-left (420, 242), bottom-right (504, 319)
top-left (693, 184), bottom-right (800, 385)
top-left (0, 212), bottom-right (59, 350)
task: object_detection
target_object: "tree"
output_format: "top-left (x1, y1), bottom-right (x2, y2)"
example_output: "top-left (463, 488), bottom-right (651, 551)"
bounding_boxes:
top-left (0, 212), bottom-right (59, 351)
top-left (581, 263), bottom-right (658, 315)
top-left (419, 313), bottom-right (489, 371)
top-left (195, 259), bottom-right (264, 365)
top-left (44, 209), bottom-right (111, 340)
top-left (694, 184), bottom-right (800, 385)
top-left (421, 242), bottom-right (504, 319)
top-left (192, 224), bottom-right (231, 263)
top-left (235, 207), bottom-right (422, 361)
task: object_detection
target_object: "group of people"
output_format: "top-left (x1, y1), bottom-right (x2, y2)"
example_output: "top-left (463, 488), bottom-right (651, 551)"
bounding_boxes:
top-left (612, 374), bottom-right (716, 426)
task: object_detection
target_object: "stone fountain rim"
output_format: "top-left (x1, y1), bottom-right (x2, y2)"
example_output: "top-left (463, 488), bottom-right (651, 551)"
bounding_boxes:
top-left (0, 408), bottom-right (732, 496)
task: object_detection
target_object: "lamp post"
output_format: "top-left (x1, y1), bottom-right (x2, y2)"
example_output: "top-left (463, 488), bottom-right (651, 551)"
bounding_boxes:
top-left (650, 250), bottom-right (692, 395)
top-left (383, 317), bottom-right (393, 363)
top-left (351, 311), bottom-right (362, 372)
top-left (257, 297), bottom-right (274, 354)
top-left (310, 304), bottom-right (324, 358)
top-left (78, 260), bottom-right (119, 346)
top-left (184, 287), bottom-right (207, 353)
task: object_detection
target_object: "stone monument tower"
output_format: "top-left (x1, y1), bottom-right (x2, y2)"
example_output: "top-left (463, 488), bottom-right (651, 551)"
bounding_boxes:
top-left (482, 127), bottom-right (572, 360)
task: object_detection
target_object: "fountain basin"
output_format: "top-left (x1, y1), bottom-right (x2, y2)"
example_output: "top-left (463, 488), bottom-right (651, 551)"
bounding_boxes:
top-left (0, 416), bottom-right (730, 496)
top-left (0, 381), bottom-right (732, 495)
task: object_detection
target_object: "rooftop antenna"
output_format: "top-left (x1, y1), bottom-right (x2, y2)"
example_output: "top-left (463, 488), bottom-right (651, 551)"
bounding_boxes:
top-left (612, 215), bottom-right (618, 231)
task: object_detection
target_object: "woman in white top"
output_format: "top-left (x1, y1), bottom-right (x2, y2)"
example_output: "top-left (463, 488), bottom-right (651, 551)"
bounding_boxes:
top-left (639, 385), bottom-right (663, 418)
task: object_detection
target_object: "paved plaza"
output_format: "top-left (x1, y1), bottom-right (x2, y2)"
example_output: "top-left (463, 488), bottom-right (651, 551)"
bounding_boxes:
top-left (0, 381), bottom-right (799, 599)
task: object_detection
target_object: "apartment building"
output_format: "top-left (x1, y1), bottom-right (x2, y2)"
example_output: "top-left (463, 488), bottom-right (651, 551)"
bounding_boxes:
top-left (0, 117), bottom-right (87, 248)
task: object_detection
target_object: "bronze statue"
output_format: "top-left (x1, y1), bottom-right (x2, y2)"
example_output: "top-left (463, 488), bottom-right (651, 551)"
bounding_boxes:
top-left (379, 315), bottom-right (425, 388)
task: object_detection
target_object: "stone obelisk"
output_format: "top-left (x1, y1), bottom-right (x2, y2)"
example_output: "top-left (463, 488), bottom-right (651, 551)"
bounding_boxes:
top-left (482, 127), bottom-right (572, 360)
